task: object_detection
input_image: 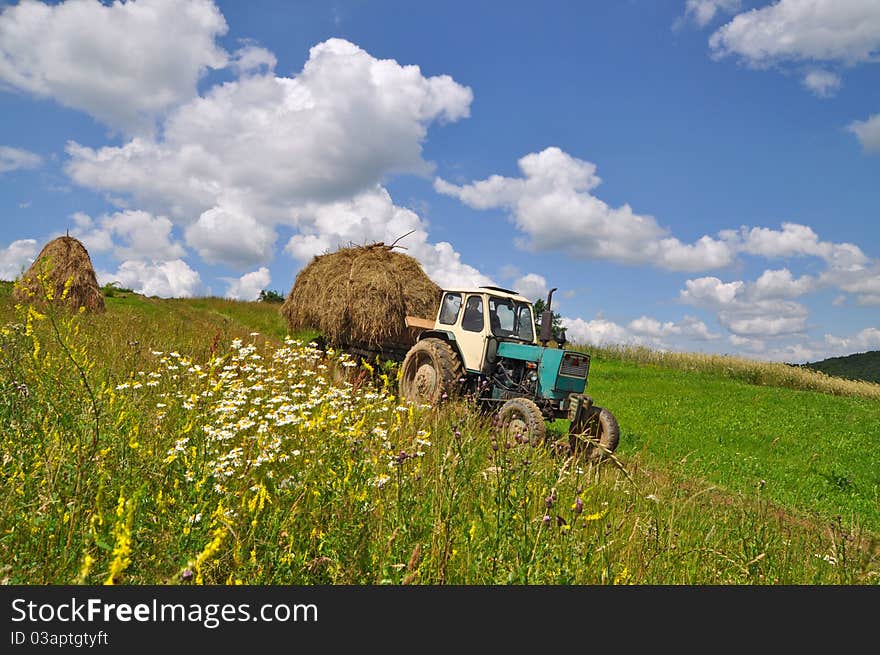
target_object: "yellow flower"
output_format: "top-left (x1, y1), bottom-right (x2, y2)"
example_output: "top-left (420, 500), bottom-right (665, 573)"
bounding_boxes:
top-left (74, 554), bottom-right (94, 584)
top-left (583, 508), bottom-right (609, 522)
top-left (613, 567), bottom-right (632, 585)
top-left (104, 494), bottom-right (135, 585)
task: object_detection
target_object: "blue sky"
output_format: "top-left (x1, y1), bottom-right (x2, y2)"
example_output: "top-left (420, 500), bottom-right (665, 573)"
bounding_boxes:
top-left (1, 0), bottom-right (878, 363)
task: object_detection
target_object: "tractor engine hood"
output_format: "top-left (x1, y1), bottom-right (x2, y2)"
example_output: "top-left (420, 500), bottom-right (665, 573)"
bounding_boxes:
top-left (495, 341), bottom-right (591, 397)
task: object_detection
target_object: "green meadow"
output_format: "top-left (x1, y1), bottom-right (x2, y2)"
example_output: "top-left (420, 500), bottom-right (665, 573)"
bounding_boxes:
top-left (1, 281), bottom-right (877, 585)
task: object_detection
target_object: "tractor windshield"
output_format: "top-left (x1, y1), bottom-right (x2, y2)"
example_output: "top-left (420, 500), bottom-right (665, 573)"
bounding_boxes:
top-left (488, 297), bottom-right (535, 342)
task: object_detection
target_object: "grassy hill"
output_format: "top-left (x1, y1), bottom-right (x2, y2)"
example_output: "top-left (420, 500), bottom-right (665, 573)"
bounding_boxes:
top-left (1, 282), bottom-right (878, 584)
top-left (803, 350), bottom-right (880, 384)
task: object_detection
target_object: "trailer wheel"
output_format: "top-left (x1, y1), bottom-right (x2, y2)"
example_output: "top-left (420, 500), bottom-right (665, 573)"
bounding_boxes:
top-left (497, 397), bottom-right (547, 447)
top-left (398, 338), bottom-right (463, 406)
top-left (570, 406), bottom-right (619, 459)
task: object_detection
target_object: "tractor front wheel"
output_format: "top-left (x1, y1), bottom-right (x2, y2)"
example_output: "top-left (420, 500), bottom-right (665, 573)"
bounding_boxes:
top-left (398, 338), bottom-right (463, 406)
top-left (570, 406), bottom-right (619, 459)
top-left (497, 397), bottom-right (546, 447)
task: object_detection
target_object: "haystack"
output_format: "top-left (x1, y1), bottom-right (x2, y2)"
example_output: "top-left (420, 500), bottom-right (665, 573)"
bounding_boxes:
top-left (12, 235), bottom-right (105, 313)
top-left (281, 243), bottom-right (441, 353)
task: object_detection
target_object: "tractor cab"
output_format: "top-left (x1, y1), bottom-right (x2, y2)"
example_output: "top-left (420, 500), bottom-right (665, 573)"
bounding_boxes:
top-left (430, 286), bottom-right (538, 374)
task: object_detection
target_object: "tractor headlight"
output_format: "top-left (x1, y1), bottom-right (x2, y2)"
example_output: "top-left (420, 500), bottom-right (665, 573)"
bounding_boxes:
top-left (529, 371), bottom-right (538, 382)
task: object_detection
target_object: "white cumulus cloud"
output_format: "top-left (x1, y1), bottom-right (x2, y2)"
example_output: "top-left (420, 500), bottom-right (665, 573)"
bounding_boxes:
top-left (99, 259), bottom-right (202, 298)
top-left (709, 0), bottom-right (880, 67)
top-left (825, 327), bottom-right (880, 353)
top-left (820, 264), bottom-right (880, 306)
top-left (283, 186), bottom-right (493, 290)
top-left (0, 238), bottom-right (38, 279)
top-left (561, 317), bottom-right (634, 347)
top-left (628, 316), bottom-right (681, 338)
top-left (225, 267), bottom-right (271, 301)
top-left (679, 0), bottom-right (742, 28)
top-left (718, 307), bottom-right (808, 337)
top-left (847, 113), bottom-right (880, 153)
top-left (65, 38), bottom-right (473, 219)
top-left (681, 275), bottom-right (809, 336)
top-left (185, 206), bottom-right (276, 269)
top-left (738, 222), bottom-right (867, 269)
top-left (629, 314), bottom-right (720, 341)
top-left (750, 268), bottom-right (815, 299)
top-left (802, 69), bottom-right (842, 97)
top-left (231, 43), bottom-right (277, 76)
top-left (0, 0), bottom-right (229, 135)
top-left (435, 147), bottom-right (735, 273)
top-left (680, 276), bottom-right (744, 306)
top-left (71, 210), bottom-right (186, 261)
top-left (0, 145), bottom-right (42, 173)
top-left (512, 273), bottom-right (549, 302)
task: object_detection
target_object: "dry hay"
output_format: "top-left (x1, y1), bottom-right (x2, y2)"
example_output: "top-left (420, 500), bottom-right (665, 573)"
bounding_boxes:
top-left (12, 235), bottom-right (105, 313)
top-left (281, 243), bottom-right (441, 353)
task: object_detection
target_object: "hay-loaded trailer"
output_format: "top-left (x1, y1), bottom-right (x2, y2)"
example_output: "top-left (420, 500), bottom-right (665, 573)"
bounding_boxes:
top-left (281, 243), bottom-right (441, 360)
top-left (399, 286), bottom-right (619, 458)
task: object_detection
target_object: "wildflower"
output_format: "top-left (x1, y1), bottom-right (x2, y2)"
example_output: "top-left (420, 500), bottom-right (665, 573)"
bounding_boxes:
top-left (542, 515), bottom-right (552, 527)
top-left (613, 568), bottom-right (631, 585)
top-left (104, 494), bottom-right (134, 585)
top-left (573, 497), bottom-right (584, 515)
top-left (74, 554), bottom-right (94, 584)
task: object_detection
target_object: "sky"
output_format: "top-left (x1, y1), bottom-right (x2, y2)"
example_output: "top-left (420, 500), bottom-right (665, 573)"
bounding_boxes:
top-left (0, 0), bottom-right (878, 363)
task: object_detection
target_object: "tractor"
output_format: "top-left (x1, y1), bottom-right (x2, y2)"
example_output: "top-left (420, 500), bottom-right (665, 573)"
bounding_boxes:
top-left (399, 286), bottom-right (619, 457)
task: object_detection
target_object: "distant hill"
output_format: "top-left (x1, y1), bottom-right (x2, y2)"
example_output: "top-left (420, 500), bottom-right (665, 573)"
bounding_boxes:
top-left (803, 350), bottom-right (880, 384)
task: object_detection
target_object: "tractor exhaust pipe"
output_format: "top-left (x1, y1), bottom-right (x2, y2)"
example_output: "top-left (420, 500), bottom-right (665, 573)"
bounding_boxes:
top-left (539, 288), bottom-right (557, 346)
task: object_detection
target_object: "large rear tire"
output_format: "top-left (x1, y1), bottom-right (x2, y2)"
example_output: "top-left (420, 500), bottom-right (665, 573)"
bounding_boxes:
top-left (398, 338), bottom-right (463, 405)
top-left (497, 397), bottom-right (547, 447)
top-left (570, 406), bottom-right (619, 459)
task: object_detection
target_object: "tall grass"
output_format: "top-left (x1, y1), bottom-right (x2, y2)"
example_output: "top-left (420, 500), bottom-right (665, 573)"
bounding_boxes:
top-left (1, 291), bottom-right (877, 585)
top-left (582, 343), bottom-right (880, 400)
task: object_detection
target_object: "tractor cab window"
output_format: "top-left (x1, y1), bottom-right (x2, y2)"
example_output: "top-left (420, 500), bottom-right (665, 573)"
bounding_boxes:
top-left (489, 297), bottom-right (534, 341)
top-left (489, 298), bottom-right (514, 335)
top-left (438, 293), bottom-right (462, 325)
top-left (516, 304), bottom-right (535, 341)
top-left (461, 295), bottom-right (484, 332)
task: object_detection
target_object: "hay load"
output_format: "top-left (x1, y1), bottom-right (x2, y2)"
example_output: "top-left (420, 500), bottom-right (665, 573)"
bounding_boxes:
top-left (281, 243), bottom-right (441, 356)
top-left (12, 235), bottom-right (105, 313)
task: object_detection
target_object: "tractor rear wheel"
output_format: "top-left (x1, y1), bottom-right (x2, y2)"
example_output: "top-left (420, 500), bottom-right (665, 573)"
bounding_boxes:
top-left (497, 397), bottom-right (546, 447)
top-left (398, 338), bottom-right (463, 406)
top-left (570, 406), bottom-right (619, 459)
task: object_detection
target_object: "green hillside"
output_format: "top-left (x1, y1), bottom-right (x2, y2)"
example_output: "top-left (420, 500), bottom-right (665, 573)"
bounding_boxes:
top-left (804, 350), bottom-right (880, 384)
top-left (1, 283), bottom-right (878, 584)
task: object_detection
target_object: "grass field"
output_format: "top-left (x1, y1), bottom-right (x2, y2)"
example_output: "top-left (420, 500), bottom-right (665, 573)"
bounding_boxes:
top-left (587, 356), bottom-right (880, 533)
top-left (1, 282), bottom-right (877, 585)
